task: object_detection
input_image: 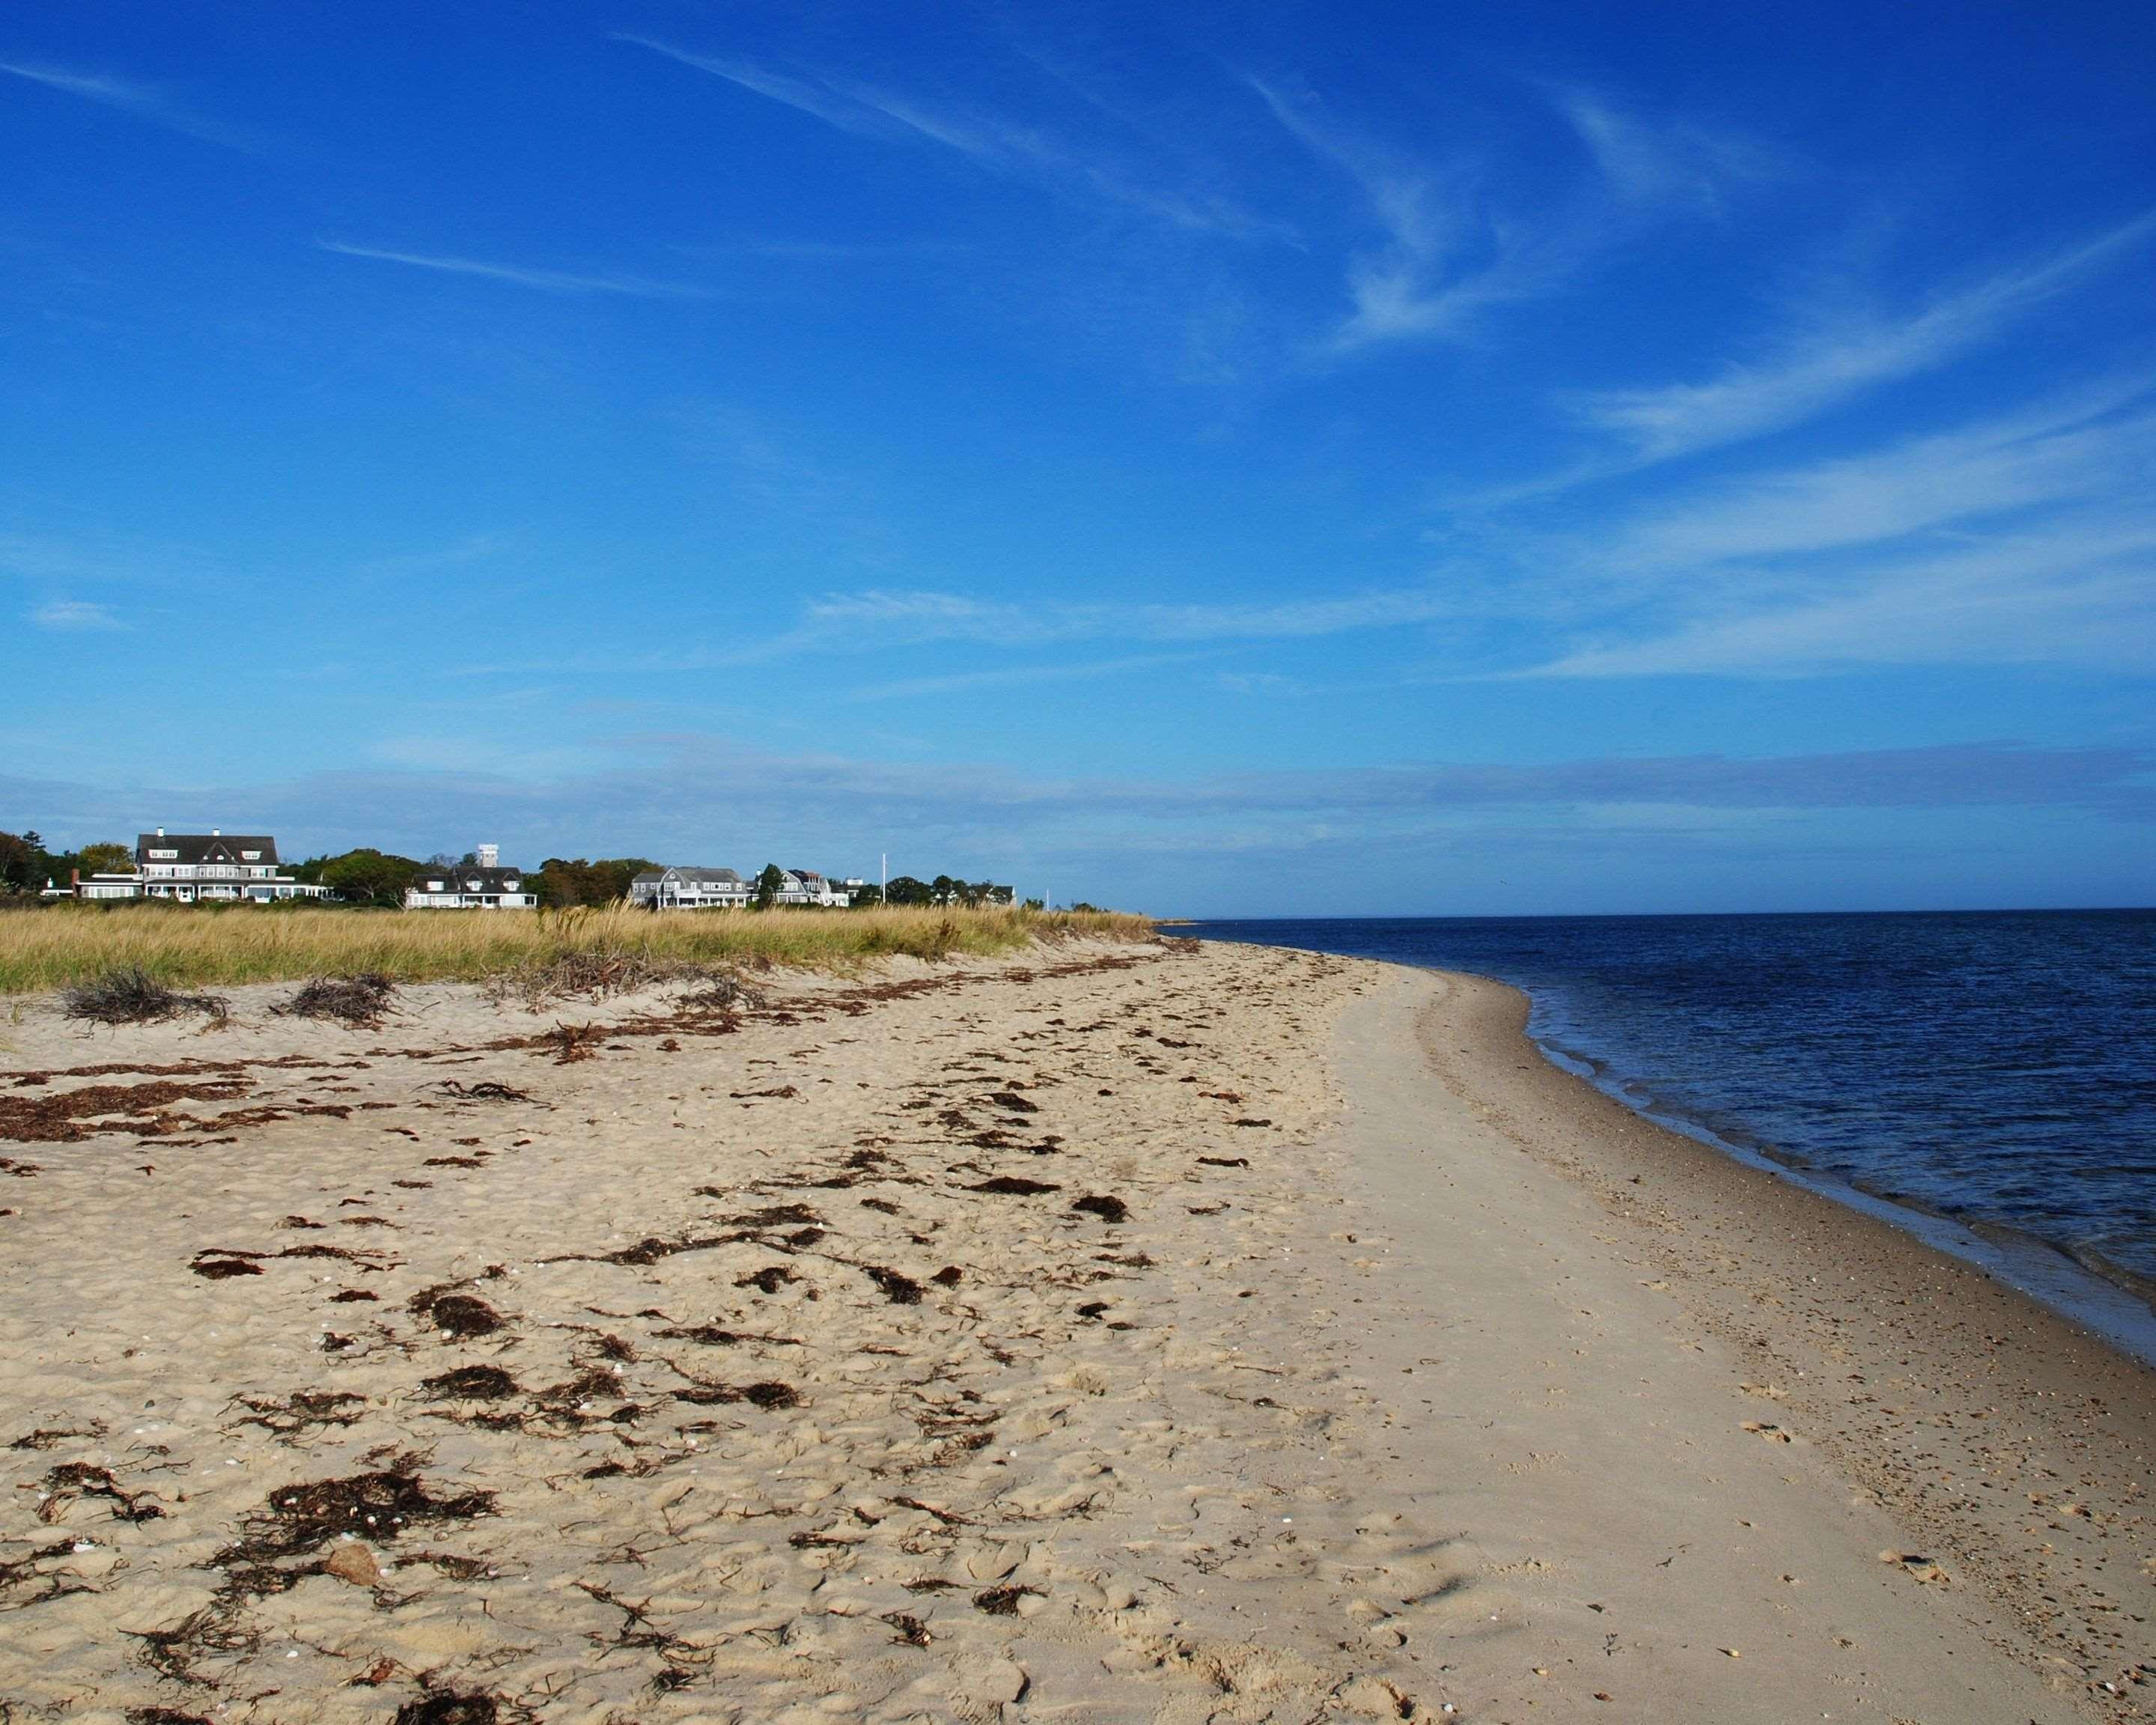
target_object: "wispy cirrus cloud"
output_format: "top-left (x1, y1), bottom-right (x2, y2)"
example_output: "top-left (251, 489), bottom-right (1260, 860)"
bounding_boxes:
top-left (1594, 374), bottom-right (2156, 573)
top-left (0, 57), bottom-right (258, 148)
top-left (1253, 79), bottom-right (1774, 356)
top-left (841, 651), bottom-right (1209, 702)
top-left (28, 598), bottom-right (124, 630)
top-left (319, 240), bottom-right (706, 299)
top-left (1565, 210), bottom-right (2156, 469)
top-left (1505, 372), bottom-right (2156, 678)
top-left (616, 33), bottom-right (1276, 237)
top-left (1530, 517), bottom-right (2156, 678)
top-left (1553, 88), bottom-right (1785, 216)
top-left (795, 584), bottom-right (1463, 649)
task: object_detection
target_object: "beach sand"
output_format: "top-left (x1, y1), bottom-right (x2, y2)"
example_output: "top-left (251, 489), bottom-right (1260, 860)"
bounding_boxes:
top-left (0, 938), bottom-right (2149, 1721)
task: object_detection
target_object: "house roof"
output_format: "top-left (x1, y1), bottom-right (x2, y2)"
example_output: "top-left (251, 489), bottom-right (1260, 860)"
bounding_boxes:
top-left (414, 865), bottom-right (527, 892)
top-left (136, 833), bottom-right (280, 866)
top-left (633, 866), bottom-right (746, 886)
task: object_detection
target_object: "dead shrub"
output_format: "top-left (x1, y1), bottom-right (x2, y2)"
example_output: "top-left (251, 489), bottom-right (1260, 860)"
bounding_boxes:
top-left (62, 967), bottom-right (227, 1026)
top-left (274, 973), bottom-right (396, 1026)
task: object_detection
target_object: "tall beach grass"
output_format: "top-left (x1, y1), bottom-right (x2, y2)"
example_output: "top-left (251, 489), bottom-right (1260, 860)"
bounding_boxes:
top-left (0, 903), bottom-right (1153, 995)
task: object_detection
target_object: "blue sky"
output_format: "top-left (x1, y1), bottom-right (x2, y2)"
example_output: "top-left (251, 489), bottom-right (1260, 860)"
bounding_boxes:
top-left (3, 0), bottom-right (2153, 914)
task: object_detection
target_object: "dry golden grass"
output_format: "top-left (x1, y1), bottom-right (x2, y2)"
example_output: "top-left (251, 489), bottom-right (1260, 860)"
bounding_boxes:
top-left (0, 903), bottom-right (1154, 994)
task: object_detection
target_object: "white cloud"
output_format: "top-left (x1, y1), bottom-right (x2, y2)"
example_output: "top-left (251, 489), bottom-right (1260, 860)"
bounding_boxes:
top-left (843, 651), bottom-right (1208, 702)
top-left (1568, 211), bottom-right (2156, 466)
top-left (1597, 377), bottom-right (2156, 574)
top-left (1555, 89), bottom-right (1784, 214)
top-left (319, 240), bottom-right (706, 299)
top-left (0, 58), bottom-right (256, 148)
top-left (1254, 79), bottom-right (1777, 356)
top-left (29, 600), bottom-right (124, 630)
top-left (619, 34), bottom-right (1273, 237)
top-left (797, 584), bottom-right (1463, 648)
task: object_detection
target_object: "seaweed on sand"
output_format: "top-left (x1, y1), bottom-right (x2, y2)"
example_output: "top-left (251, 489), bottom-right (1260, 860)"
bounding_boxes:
top-left (419, 1365), bottom-right (522, 1400)
top-left (968, 1175), bottom-right (1062, 1196)
top-left (211, 1466), bottom-right (494, 1598)
top-left (42, 1461), bottom-right (165, 1522)
top-left (408, 1284), bottom-right (507, 1339)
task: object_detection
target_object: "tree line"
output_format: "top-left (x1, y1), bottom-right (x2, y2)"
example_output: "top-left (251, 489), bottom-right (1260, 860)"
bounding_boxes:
top-left (2, 831), bottom-right (1021, 912)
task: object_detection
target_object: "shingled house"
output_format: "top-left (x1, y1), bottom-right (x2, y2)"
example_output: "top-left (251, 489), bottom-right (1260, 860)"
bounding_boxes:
top-left (627, 865), bottom-right (752, 910)
top-left (404, 844), bottom-right (538, 910)
top-left (109, 828), bottom-right (327, 903)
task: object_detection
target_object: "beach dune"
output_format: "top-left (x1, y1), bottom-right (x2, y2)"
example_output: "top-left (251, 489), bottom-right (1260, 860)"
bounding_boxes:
top-left (0, 939), bottom-right (2147, 1721)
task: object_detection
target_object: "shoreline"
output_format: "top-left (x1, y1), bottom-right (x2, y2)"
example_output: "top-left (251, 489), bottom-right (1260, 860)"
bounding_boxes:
top-left (1, 936), bottom-right (2149, 1718)
top-left (1371, 958), bottom-right (2156, 1715)
top-left (1516, 1004), bottom-right (2156, 1369)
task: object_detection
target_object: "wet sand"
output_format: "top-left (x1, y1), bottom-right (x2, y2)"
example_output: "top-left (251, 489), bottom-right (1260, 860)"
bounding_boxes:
top-left (0, 939), bottom-right (2149, 1721)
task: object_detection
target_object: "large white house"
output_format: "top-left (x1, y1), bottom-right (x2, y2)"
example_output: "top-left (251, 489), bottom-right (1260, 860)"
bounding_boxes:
top-left (404, 844), bottom-right (538, 910)
top-left (778, 869), bottom-right (851, 907)
top-left (73, 829), bottom-right (327, 903)
top-left (628, 865), bottom-right (752, 910)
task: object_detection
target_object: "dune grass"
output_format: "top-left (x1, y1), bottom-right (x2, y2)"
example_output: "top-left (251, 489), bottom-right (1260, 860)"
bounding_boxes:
top-left (0, 902), bottom-right (1154, 995)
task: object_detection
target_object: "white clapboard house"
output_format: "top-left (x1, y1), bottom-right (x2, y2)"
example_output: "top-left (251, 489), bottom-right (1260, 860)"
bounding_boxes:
top-left (73, 829), bottom-right (327, 903)
top-left (778, 868), bottom-right (850, 907)
top-left (404, 845), bottom-right (538, 910)
top-left (628, 865), bottom-right (752, 910)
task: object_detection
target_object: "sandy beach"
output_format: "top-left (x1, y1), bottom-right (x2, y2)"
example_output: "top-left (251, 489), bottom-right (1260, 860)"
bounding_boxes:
top-left (1, 936), bottom-right (2150, 1722)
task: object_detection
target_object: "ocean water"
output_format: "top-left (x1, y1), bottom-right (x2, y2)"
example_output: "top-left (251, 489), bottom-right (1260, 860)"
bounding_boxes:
top-left (1179, 911), bottom-right (2156, 1360)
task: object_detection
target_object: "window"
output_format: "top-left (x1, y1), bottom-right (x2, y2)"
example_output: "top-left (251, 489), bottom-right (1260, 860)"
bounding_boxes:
top-left (241, 851), bottom-right (261, 861)
top-left (427, 880), bottom-right (443, 891)
top-left (504, 879), bottom-right (519, 891)
top-left (149, 848), bottom-right (177, 860)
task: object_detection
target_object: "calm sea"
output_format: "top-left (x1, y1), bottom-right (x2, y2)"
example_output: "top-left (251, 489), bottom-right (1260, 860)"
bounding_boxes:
top-left (1178, 911), bottom-right (2156, 1363)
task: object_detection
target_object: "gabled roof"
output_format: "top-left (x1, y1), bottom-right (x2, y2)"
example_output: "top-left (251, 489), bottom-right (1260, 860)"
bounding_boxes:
top-left (136, 833), bottom-right (280, 866)
top-left (414, 865), bottom-right (528, 892)
top-left (634, 865), bottom-right (746, 886)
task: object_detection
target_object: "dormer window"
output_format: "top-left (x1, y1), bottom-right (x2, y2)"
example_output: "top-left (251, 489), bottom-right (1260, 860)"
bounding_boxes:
top-left (149, 848), bottom-right (177, 860)
top-left (503, 879), bottom-right (520, 892)
top-left (427, 880), bottom-right (443, 890)
top-left (241, 850), bottom-right (261, 861)
top-left (466, 880), bottom-right (481, 892)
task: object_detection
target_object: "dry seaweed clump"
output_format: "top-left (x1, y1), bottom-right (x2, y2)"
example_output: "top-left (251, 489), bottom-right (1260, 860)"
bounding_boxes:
top-left (215, 1467), bottom-right (495, 1583)
top-left (62, 966), bottom-right (228, 1026)
top-left (274, 973), bottom-right (396, 1026)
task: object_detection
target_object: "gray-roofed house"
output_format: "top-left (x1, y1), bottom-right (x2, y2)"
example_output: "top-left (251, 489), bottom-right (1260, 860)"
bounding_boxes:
top-left (629, 865), bottom-right (751, 910)
top-left (777, 868), bottom-right (849, 907)
top-left (126, 828), bottom-right (326, 904)
top-left (404, 844), bottom-right (538, 910)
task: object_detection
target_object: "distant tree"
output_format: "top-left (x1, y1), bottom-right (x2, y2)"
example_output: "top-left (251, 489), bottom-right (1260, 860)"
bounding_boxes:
top-left (0, 831), bottom-right (36, 895)
top-left (320, 848), bottom-right (421, 907)
top-left (753, 862), bottom-right (786, 909)
top-left (883, 874), bottom-right (933, 907)
top-left (76, 841), bottom-right (133, 875)
top-left (535, 857), bottom-right (654, 907)
top-left (849, 881), bottom-right (885, 908)
top-left (930, 874), bottom-right (957, 907)
top-left (1022, 897), bottom-right (1044, 911)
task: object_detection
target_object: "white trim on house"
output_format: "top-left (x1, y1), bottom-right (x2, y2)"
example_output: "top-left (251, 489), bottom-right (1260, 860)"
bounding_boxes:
top-left (80, 829), bottom-right (328, 902)
top-left (629, 866), bottom-right (752, 910)
top-left (402, 848), bottom-right (537, 910)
